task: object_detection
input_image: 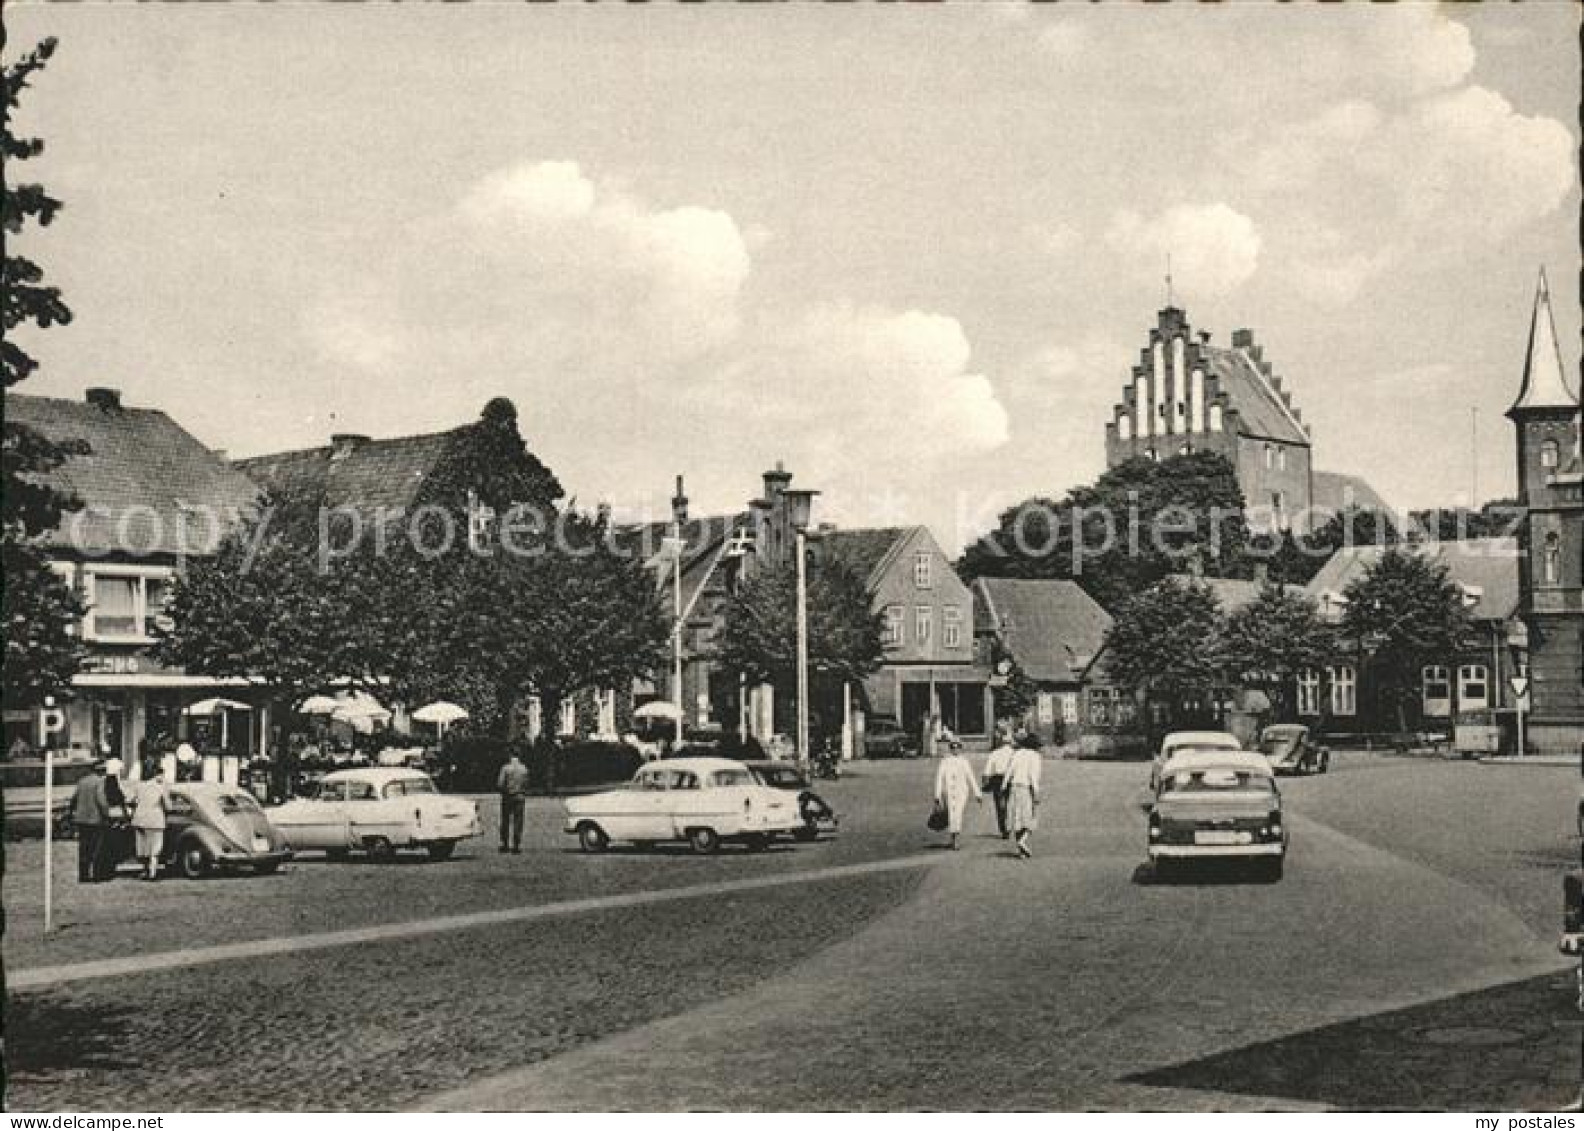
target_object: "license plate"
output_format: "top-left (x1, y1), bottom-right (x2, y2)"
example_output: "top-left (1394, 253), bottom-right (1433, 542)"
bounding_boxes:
top-left (1194, 830), bottom-right (1241, 845)
top-left (252, 836), bottom-right (270, 852)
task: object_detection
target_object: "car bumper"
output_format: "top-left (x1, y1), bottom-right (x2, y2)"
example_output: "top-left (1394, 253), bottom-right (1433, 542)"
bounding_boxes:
top-left (1150, 843), bottom-right (1284, 858)
top-left (214, 849), bottom-right (293, 868)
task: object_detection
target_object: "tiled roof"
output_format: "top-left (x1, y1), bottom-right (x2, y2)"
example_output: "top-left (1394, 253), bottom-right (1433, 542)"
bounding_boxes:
top-left (973, 577), bottom-right (1112, 683)
top-left (820, 527), bottom-right (911, 587)
top-left (235, 431), bottom-right (456, 512)
top-left (1175, 575), bottom-right (1309, 616)
top-left (5, 392), bottom-right (260, 558)
top-left (1203, 346), bottom-right (1310, 446)
top-left (1304, 538), bottom-right (1520, 623)
top-left (1312, 470), bottom-right (1390, 515)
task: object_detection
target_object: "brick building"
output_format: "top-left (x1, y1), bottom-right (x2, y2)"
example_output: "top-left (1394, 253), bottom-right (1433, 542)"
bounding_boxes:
top-left (1104, 304), bottom-right (1385, 532)
top-left (1507, 268), bottom-right (1583, 754)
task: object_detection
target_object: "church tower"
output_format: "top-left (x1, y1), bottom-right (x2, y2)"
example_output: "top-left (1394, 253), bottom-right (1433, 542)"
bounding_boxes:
top-left (1507, 267), bottom-right (1583, 753)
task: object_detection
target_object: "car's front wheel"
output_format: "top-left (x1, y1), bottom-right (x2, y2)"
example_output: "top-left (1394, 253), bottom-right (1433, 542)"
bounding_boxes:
top-left (577, 822), bottom-right (610, 853)
top-left (687, 827), bottom-right (721, 855)
top-left (793, 823), bottom-right (820, 843)
top-left (178, 841), bottom-right (212, 879)
top-left (365, 836), bottom-right (395, 862)
top-left (426, 840), bottom-right (456, 862)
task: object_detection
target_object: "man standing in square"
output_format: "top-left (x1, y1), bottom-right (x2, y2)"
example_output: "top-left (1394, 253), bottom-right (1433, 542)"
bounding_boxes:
top-left (496, 750), bottom-right (529, 854)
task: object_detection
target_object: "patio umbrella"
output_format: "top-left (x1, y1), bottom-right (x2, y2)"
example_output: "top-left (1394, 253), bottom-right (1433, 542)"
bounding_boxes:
top-left (332, 692), bottom-right (391, 734)
top-left (634, 701), bottom-right (682, 720)
top-left (299, 695), bottom-right (342, 715)
top-left (412, 701), bottom-right (469, 740)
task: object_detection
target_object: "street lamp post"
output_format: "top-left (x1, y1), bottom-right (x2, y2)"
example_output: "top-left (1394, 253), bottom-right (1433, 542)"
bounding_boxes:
top-left (662, 526), bottom-right (687, 741)
top-left (784, 488), bottom-right (819, 762)
top-left (1507, 618), bottom-right (1531, 759)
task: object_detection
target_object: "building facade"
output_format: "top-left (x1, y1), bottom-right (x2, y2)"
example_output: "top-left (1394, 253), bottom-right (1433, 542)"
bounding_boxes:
top-left (1508, 269), bottom-right (1584, 754)
top-left (3, 388), bottom-right (262, 777)
top-left (1104, 304), bottom-right (1384, 532)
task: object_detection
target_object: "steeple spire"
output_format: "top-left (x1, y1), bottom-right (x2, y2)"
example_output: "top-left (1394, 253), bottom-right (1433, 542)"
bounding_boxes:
top-left (1509, 266), bottom-right (1579, 416)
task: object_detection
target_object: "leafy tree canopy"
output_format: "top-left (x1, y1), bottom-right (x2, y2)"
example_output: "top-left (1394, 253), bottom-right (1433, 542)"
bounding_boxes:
top-left (717, 557), bottom-right (885, 690)
top-left (1101, 577), bottom-right (1224, 701)
top-left (1219, 585), bottom-right (1335, 717)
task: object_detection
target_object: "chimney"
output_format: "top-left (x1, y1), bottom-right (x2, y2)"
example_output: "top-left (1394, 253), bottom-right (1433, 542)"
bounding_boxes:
top-left (762, 461), bottom-right (792, 499)
top-left (1231, 328), bottom-right (1255, 350)
top-left (1253, 562), bottom-right (1269, 586)
top-left (671, 474), bottom-right (689, 526)
top-left (1198, 330), bottom-right (1212, 346)
top-left (596, 500), bottom-right (612, 525)
top-left (330, 433), bottom-right (369, 461)
top-left (85, 387), bottom-right (122, 412)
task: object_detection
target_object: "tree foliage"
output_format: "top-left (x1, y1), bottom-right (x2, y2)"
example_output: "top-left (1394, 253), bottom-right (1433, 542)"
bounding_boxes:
top-left (1340, 548), bottom-right (1470, 730)
top-left (958, 451), bottom-right (1250, 611)
top-left (716, 557), bottom-right (885, 690)
top-left (2, 38), bottom-right (85, 709)
top-left (1218, 585), bottom-right (1335, 718)
top-left (1101, 578), bottom-right (1224, 708)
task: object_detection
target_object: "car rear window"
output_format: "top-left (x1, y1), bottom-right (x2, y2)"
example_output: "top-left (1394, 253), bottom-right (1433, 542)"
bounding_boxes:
top-left (1164, 770), bottom-right (1274, 794)
top-left (217, 792), bottom-right (261, 813)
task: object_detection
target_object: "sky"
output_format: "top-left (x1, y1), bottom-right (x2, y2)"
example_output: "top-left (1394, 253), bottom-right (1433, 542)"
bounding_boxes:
top-left (7, 2), bottom-right (1581, 552)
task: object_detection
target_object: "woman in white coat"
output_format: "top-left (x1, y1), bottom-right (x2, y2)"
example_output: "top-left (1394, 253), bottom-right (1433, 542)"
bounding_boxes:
top-left (933, 745), bottom-right (981, 850)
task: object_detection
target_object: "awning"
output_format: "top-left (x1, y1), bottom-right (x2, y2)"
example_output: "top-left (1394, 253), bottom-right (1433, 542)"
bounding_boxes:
top-left (72, 674), bottom-right (254, 689)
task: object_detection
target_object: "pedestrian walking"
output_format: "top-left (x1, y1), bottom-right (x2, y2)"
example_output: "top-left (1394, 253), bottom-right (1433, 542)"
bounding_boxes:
top-left (932, 743), bottom-right (981, 851)
top-left (982, 729), bottom-right (1015, 839)
top-left (130, 761), bottom-right (171, 881)
top-left (70, 760), bottom-right (109, 883)
top-left (496, 750), bottom-right (530, 854)
top-left (1006, 733), bottom-right (1043, 859)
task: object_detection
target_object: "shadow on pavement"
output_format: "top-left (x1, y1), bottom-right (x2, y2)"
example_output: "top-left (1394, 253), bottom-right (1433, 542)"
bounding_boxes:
top-left (4, 992), bottom-right (140, 1079)
top-left (1130, 860), bottom-right (1279, 886)
top-left (1126, 971), bottom-right (1580, 1110)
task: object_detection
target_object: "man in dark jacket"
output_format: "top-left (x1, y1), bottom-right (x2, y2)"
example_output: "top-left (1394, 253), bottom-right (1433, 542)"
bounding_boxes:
top-left (70, 761), bottom-right (110, 882)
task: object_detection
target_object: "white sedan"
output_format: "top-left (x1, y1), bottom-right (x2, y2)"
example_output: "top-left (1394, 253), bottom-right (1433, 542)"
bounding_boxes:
top-left (269, 767), bottom-right (481, 861)
top-left (564, 757), bottom-right (803, 854)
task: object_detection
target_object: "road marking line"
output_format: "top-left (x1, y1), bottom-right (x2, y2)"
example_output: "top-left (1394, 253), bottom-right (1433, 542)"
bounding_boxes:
top-left (8, 853), bottom-right (941, 991)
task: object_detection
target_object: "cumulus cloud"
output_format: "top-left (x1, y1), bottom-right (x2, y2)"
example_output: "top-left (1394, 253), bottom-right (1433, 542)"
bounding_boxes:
top-left (1106, 204), bottom-right (1262, 299)
top-left (303, 160), bottom-right (1009, 525)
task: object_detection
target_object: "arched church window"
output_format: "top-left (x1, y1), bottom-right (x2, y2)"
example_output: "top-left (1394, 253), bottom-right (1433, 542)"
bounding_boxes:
top-left (1543, 531), bottom-right (1561, 586)
top-left (1541, 440), bottom-right (1560, 469)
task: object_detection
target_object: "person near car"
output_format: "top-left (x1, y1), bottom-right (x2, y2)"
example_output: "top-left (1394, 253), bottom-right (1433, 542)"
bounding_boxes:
top-left (933, 745), bottom-right (981, 851)
top-left (70, 760), bottom-right (109, 883)
top-left (496, 751), bottom-right (530, 854)
top-left (981, 731), bottom-right (1015, 839)
top-left (1006, 732), bottom-right (1044, 859)
top-left (98, 758), bottom-right (131, 879)
top-left (130, 761), bottom-right (171, 881)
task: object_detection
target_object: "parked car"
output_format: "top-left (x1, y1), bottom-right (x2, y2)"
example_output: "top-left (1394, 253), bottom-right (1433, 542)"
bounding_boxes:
top-left (1257, 724), bottom-right (1330, 776)
top-left (563, 757), bottom-right (802, 854)
top-left (864, 715), bottom-right (919, 759)
top-left (1149, 730), bottom-right (1243, 793)
top-left (106, 782), bottom-right (293, 879)
top-left (741, 759), bottom-right (839, 842)
top-left (1148, 749), bottom-right (1286, 881)
top-left (1, 753), bottom-right (97, 839)
top-left (268, 767), bottom-right (481, 861)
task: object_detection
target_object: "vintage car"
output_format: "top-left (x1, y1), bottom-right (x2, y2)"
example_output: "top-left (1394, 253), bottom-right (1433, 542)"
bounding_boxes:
top-left (740, 759), bottom-right (839, 842)
top-left (1148, 749), bottom-right (1286, 881)
top-left (1257, 723), bottom-right (1330, 776)
top-left (268, 767), bottom-right (481, 861)
top-left (863, 715), bottom-right (919, 759)
top-left (1, 753), bottom-right (98, 839)
top-left (102, 782), bottom-right (293, 878)
top-left (1148, 730), bottom-right (1243, 793)
top-left (563, 757), bottom-right (802, 854)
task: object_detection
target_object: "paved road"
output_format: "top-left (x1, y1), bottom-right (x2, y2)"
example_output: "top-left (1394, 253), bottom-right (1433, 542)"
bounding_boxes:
top-left (6, 753), bottom-right (1579, 1110)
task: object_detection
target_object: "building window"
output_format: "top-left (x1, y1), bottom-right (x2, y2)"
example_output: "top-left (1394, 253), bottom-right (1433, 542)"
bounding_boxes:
top-left (913, 552), bottom-right (932, 590)
top-left (1209, 404), bottom-right (1224, 432)
top-left (1264, 444), bottom-right (1275, 469)
top-left (1458, 665), bottom-right (1489, 711)
top-left (942, 606), bottom-right (962, 648)
top-left (1037, 693), bottom-right (1054, 725)
top-left (1328, 665), bottom-right (1357, 717)
top-left (1541, 440), bottom-right (1560, 471)
top-left (85, 569), bottom-right (172, 641)
top-left (1060, 693), bottom-right (1079, 725)
top-left (1422, 665), bottom-right (1452, 718)
top-left (882, 605), bottom-right (904, 646)
top-left (1119, 416), bottom-right (1133, 440)
top-left (559, 698), bottom-right (577, 737)
top-left (597, 689), bottom-right (617, 736)
top-left (1543, 532), bottom-right (1561, 585)
top-left (1087, 687), bottom-right (1113, 727)
top-left (1278, 447), bottom-right (1288, 471)
top-left (915, 605), bottom-right (933, 644)
top-left (1297, 669), bottom-right (1321, 717)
